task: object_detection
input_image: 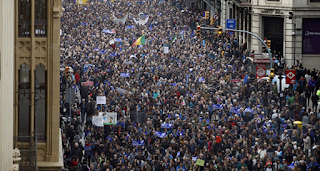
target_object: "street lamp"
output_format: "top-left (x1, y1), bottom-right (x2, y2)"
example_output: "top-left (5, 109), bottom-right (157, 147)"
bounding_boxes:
top-left (278, 64), bottom-right (284, 111)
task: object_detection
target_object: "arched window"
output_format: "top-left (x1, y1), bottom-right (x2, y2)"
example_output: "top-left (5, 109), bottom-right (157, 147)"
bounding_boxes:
top-left (35, 64), bottom-right (46, 141)
top-left (18, 63), bottom-right (31, 137)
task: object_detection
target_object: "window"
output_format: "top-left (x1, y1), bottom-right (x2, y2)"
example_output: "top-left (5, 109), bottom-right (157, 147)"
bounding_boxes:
top-left (34, 0), bottom-right (47, 37)
top-left (18, 0), bottom-right (31, 37)
top-left (18, 64), bottom-right (31, 137)
top-left (35, 64), bottom-right (46, 141)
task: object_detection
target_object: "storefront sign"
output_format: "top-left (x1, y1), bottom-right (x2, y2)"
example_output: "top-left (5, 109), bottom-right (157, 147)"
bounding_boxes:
top-left (256, 64), bottom-right (266, 80)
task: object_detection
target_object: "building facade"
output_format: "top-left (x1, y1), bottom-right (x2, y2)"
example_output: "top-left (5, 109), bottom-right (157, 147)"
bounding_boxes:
top-left (194, 0), bottom-right (320, 70)
top-left (13, 0), bottom-right (63, 170)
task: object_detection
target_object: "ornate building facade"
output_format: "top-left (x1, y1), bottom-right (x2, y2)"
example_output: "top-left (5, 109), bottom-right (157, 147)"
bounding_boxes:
top-left (13, 0), bottom-right (63, 170)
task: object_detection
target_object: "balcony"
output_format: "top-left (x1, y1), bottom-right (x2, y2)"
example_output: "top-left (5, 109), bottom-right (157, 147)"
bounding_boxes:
top-left (232, 0), bottom-right (252, 7)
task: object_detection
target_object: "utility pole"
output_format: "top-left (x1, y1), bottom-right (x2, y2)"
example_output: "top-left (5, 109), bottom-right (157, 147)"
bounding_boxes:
top-left (200, 26), bottom-right (274, 90)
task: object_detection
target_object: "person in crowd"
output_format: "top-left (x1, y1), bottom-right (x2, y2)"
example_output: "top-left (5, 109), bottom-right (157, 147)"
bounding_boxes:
top-left (59, 0), bottom-right (320, 170)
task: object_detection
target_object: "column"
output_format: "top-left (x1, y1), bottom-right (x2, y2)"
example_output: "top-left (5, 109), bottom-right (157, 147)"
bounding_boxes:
top-left (284, 16), bottom-right (294, 67)
top-left (0, 0), bottom-right (14, 170)
top-left (251, 13), bottom-right (260, 53)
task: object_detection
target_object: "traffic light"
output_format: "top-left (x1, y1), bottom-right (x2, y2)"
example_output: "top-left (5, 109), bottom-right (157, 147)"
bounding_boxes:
top-left (65, 66), bottom-right (70, 78)
top-left (218, 26), bottom-right (222, 36)
top-left (205, 11), bottom-right (209, 19)
top-left (196, 25), bottom-right (201, 37)
top-left (269, 68), bottom-right (274, 80)
top-left (210, 17), bottom-right (215, 25)
top-left (267, 40), bottom-right (271, 49)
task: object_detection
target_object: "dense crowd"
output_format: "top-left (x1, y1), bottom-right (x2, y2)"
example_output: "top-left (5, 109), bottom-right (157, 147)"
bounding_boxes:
top-left (60, 0), bottom-right (320, 171)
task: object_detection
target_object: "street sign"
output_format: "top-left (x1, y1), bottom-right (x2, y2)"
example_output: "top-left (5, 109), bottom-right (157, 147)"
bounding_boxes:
top-left (286, 69), bottom-right (296, 84)
top-left (214, 14), bottom-right (219, 20)
top-left (202, 11), bottom-right (206, 17)
top-left (226, 19), bottom-right (236, 36)
top-left (66, 87), bottom-right (75, 103)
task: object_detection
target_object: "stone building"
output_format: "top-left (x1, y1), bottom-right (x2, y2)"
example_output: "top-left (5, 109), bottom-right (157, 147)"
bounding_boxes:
top-left (192, 0), bottom-right (320, 70)
top-left (0, 0), bottom-right (63, 170)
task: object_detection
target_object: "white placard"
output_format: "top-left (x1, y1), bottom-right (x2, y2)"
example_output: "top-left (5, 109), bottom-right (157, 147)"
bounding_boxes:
top-left (164, 47), bottom-right (169, 54)
top-left (96, 96), bottom-right (106, 104)
top-left (92, 116), bottom-right (104, 127)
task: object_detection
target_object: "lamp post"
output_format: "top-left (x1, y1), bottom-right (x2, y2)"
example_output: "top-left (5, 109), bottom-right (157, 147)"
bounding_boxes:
top-left (278, 64), bottom-right (284, 111)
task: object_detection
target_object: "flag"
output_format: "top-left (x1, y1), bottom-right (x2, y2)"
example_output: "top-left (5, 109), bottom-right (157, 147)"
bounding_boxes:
top-left (161, 123), bottom-right (173, 129)
top-left (132, 140), bottom-right (144, 146)
top-left (172, 35), bottom-right (177, 44)
top-left (120, 73), bottom-right (130, 77)
top-left (213, 104), bottom-right (223, 110)
top-left (126, 25), bottom-right (134, 29)
top-left (244, 107), bottom-right (252, 113)
top-left (102, 29), bottom-right (115, 34)
top-left (132, 35), bottom-right (145, 47)
top-left (230, 107), bottom-right (240, 114)
top-left (155, 131), bottom-right (166, 138)
top-left (114, 38), bottom-right (122, 42)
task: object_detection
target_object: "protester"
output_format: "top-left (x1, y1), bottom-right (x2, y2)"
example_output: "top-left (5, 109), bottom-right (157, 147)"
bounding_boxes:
top-left (60, 0), bottom-right (320, 171)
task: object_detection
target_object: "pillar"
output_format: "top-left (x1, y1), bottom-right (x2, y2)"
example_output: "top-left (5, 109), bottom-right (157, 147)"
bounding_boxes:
top-left (0, 0), bottom-right (15, 170)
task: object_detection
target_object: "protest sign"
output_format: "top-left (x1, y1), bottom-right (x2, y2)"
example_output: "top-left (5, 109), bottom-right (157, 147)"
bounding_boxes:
top-left (96, 96), bottom-right (106, 104)
top-left (132, 140), bottom-right (144, 146)
top-left (164, 46), bottom-right (169, 54)
top-left (196, 159), bottom-right (205, 166)
top-left (102, 112), bottom-right (117, 125)
top-left (92, 116), bottom-right (103, 127)
top-left (81, 81), bottom-right (93, 86)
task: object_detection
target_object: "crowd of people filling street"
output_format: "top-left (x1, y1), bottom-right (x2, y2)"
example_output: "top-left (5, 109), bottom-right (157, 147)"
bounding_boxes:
top-left (60, 0), bottom-right (320, 170)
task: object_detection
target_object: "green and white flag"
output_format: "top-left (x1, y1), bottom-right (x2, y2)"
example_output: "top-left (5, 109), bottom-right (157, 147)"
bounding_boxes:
top-left (172, 35), bottom-right (177, 44)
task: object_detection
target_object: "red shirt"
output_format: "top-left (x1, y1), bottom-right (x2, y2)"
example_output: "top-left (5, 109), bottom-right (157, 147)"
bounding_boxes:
top-left (75, 73), bottom-right (80, 83)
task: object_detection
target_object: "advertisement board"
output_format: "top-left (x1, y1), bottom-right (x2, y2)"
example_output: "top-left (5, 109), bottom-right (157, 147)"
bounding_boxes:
top-left (256, 64), bottom-right (266, 80)
top-left (303, 18), bottom-right (320, 54)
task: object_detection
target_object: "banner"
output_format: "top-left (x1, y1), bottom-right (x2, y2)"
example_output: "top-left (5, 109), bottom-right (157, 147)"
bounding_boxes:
top-left (155, 131), bottom-right (166, 138)
top-left (132, 140), bottom-right (145, 146)
top-left (92, 116), bottom-right (104, 127)
top-left (96, 96), bottom-right (106, 104)
top-left (112, 12), bottom-right (128, 24)
top-left (81, 81), bottom-right (93, 86)
top-left (133, 16), bottom-right (149, 25)
top-left (256, 64), bottom-right (266, 80)
top-left (102, 112), bottom-right (117, 125)
top-left (161, 123), bottom-right (172, 129)
top-left (230, 79), bottom-right (241, 86)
